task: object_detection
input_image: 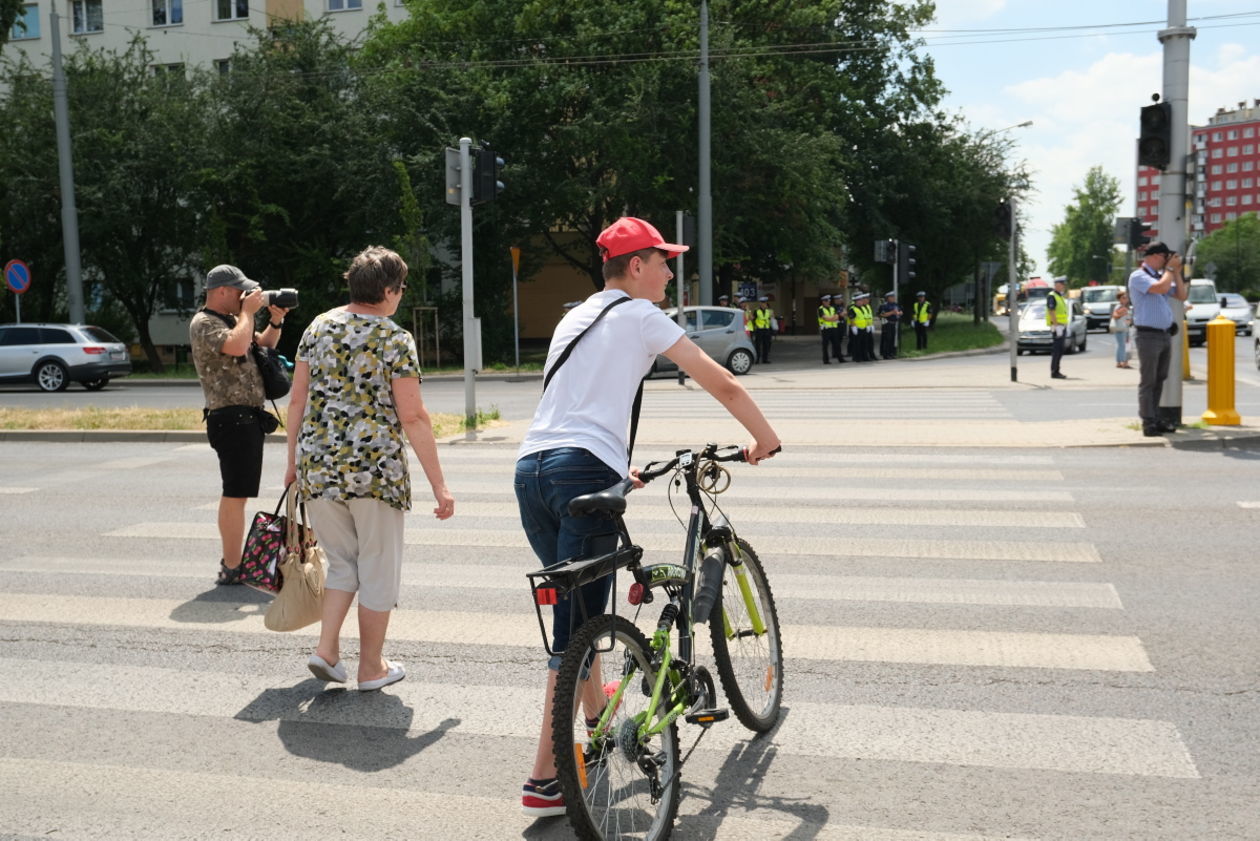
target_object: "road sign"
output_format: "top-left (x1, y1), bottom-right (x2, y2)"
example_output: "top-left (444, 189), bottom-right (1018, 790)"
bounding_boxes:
top-left (4, 259), bottom-right (31, 294)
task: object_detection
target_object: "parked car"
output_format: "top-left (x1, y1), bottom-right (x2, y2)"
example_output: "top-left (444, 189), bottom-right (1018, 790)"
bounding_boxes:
top-left (1015, 298), bottom-right (1088, 355)
top-left (1218, 293), bottom-right (1253, 336)
top-left (1080, 285), bottom-right (1124, 331)
top-left (651, 306), bottom-right (755, 376)
top-left (0, 323), bottom-right (132, 391)
top-left (1184, 278), bottom-right (1221, 346)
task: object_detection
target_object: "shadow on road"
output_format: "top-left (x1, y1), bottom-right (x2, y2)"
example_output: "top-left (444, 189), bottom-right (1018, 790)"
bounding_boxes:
top-left (235, 682), bottom-right (460, 772)
top-left (168, 585), bottom-right (271, 624)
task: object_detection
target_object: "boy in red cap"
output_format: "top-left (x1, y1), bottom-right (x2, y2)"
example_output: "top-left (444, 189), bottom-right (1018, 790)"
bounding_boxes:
top-left (515, 216), bottom-right (781, 817)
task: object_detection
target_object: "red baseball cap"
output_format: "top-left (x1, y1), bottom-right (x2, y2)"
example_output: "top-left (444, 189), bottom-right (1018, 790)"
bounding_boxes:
top-left (596, 217), bottom-right (689, 262)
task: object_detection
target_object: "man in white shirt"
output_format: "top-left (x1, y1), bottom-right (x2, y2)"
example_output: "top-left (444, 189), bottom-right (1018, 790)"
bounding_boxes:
top-left (515, 216), bottom-right (780, 818)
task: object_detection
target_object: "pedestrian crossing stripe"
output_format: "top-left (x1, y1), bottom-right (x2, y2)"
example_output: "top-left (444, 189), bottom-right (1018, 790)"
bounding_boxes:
top-left (0, 659), bottom-right (1197, 778)
top-left (419, 483), bottom-right (1077, 502)
top-left (100, 523), bottom-right (1103, 563)
top-left (441, 464), bottom-right (1068, 481)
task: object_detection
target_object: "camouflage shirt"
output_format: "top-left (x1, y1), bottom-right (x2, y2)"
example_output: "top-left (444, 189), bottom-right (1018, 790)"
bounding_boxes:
top-left (295, 309), bottom-right (421, 511)
top-left (189, 309), bottom-right (264, 410)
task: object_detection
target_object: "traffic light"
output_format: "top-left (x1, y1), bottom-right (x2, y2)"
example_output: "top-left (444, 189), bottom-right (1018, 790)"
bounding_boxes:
top-left (994, 200), bottom-right (1013, 239)
top-left (898, 241), bottom-right (917, 283)
top-left (1128, 218), bottom-right (1153, 250)
top-left (444, 147), bottom-right (461, 206)
top-left (1138, 101), bottom-right (1172, 169)
top-left (874, 239), bottom-right (895, 263)
top-left (472, 144), bottom-right (505, 205)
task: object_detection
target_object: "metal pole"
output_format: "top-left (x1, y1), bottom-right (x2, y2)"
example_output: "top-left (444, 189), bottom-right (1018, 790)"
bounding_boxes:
top-left (676, 210), bottom-right (688, 384)
top-left (510, 245), bottom-right (521, 373)
top-left (1156, 0), bottom-right (1195, 427)
top-left (1008, 198), bottom-right (1019, 382)
top-left (697, 0), bottom-right (713, 306)
top-left (891, 239), bottom-right (900, 356)
top-left (460, 137), bottom-right (477, 432)
top-left (50, 0), bottom-right (84, 324)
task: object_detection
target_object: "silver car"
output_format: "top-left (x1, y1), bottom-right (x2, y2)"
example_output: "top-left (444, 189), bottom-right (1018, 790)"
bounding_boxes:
top-left (1015, 298), bottom-right (1088, 355)
top-left (0, 323), bottom-right (132, 391)
top-left (652, 306), bottom-right (756, 376)
top-left (1218, 293), bottom-right (1253, 336)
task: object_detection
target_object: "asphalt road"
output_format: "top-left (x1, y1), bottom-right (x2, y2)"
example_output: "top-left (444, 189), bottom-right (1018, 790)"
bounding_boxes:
top-left (2, 387), bottom-right (1258, 838)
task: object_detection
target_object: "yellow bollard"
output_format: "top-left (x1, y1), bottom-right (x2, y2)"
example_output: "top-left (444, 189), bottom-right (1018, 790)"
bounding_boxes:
top-left (1201, 314), bottom-right (1241, 425)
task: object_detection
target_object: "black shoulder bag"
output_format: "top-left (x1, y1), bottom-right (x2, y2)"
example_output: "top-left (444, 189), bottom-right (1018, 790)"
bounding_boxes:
top-left (542, 296), bottom-right (645, 465)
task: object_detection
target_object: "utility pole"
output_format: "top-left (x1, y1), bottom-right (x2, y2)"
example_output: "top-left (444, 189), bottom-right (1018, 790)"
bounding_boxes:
top-left (697, 0), bottom-right (713, 306)
top-left (1156, 0), bottom-right (1195, 429)
top-left (50, 0), bottom-right (85, 324)
top-left (1008, 198), bottom-right (1019, 382)
top-left (459, 137), bottom-right (479, 434)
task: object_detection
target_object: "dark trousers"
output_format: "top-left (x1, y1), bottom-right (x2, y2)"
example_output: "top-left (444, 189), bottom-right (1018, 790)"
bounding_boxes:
top-left (879, 322), bottom-right (898, 359)
top-left (914, 322), bottom-right (928, 350)
top-left (864, 328), bottom-right (876, 361)
top-left (1050, 328), bottom-right (1066, 375)
top-left (848, 328), bottom-right (867, 361)
top-left (1135, 329), bottom-right (1172, 428)
top-left (755, 328), bottom-right (773, 363)
top-left (821, 327), bottom-right (843, 362)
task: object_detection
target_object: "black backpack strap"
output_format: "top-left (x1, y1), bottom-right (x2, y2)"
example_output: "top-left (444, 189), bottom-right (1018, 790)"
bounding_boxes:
top-left (542, 296), bottom-right (633, 392)
top-left (627, 377), bottom-right (644, 467)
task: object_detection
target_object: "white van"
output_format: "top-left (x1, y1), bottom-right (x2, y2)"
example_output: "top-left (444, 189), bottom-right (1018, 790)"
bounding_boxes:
top-left (1185, 278), bottom-right (1220, 346)
top-left (1080, 285), bottom-right (1124, 331)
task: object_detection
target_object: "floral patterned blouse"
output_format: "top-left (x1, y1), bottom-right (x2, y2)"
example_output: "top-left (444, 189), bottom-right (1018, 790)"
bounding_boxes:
top-left (295, 309), bottom-right (420, 511)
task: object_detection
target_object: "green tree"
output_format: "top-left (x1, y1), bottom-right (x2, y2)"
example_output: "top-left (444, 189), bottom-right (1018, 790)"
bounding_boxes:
top-left (1046, 166), bottom-right (1122, 286)
top-left (1193, 212), bottom-right (1260, 296)
top-left (0, 0), bottom-right (25, 48)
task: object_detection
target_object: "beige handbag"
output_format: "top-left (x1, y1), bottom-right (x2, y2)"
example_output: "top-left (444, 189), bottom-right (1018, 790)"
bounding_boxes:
top-left (264, 485), bottom-right (327, 632)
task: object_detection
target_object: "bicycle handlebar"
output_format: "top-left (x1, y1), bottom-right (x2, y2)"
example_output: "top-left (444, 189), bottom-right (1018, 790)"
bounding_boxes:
top-left (637, 443), bottom-right (781, 485)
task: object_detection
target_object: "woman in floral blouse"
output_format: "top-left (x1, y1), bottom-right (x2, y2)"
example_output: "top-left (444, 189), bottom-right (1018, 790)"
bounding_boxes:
top-left (285, 246), bottom-right (454, 692)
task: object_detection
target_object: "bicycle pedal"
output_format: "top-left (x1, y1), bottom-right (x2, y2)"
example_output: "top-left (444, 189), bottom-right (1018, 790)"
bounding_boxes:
top-left (684, 708), bottom-right (729, 727)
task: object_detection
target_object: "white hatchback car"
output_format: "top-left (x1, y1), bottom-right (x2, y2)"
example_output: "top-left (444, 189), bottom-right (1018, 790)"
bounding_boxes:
top-left (1218, 293), bottom-right (1253, 336)
top-left (652, 306), bottom-right (756, 376)
top-left (1015, 298), bottom-right (1088, 355)
top-left (0, 323), bottom-right (132, 391)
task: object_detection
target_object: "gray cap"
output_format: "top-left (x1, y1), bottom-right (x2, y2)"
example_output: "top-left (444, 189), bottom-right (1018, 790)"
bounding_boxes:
top-left (206, 265), bottom-right (259, 292)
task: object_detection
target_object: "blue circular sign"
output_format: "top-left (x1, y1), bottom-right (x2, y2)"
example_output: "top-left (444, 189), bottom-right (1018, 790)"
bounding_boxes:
top-left (4, 260), bottom-right (31, 295)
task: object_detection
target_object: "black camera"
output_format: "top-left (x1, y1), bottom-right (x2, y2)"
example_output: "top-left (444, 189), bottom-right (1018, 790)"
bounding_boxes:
top-left (263, 288), bottom-right (299, 309)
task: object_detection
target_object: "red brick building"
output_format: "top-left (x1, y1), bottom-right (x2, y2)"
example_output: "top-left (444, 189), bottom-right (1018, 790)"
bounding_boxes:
top-left (1135, 99), bottom-right (1260, 244)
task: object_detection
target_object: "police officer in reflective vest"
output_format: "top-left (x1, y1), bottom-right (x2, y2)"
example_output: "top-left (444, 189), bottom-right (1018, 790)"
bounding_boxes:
top-left (818, 294), bottom-right (843, 363)
top-left (877, 290), bottom-right (902, 360)
top-left (912, 291), bottom-right (931, 350)
top-left (1045, 277), bottom-right (1069, 379)
top-left (753, 296), bottom-right (775, 363)
top-left (847, 291), bottom-right (871, 362)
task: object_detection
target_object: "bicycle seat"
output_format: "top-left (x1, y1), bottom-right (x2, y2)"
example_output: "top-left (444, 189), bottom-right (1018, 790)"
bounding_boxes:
top-left (568, 478), bottom-right (633, 516)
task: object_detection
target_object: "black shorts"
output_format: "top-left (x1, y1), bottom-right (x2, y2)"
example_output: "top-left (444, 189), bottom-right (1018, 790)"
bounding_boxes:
top-left (206, 406), bottom-right (265, 498)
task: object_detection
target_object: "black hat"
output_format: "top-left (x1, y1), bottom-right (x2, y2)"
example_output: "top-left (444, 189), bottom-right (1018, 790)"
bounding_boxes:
top-left (1144, 242), bottom-right (1172, 257)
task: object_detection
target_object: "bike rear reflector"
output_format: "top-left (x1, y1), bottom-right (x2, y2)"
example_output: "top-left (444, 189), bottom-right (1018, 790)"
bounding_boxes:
top-left (535, 588), bottom-right (558, 606)
top-left (628, 582), bottom-right (645, 605)
top-left (574, 744), bottom-right (588, 789)
top-left (764, 666), bottom-right (775, 692)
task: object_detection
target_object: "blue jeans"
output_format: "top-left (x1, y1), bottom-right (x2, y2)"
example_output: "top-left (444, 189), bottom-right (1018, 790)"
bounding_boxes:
top-left (515, 448), bottom-right (621, 669)
top-left (1115, 329), bottom-right (1129, 364)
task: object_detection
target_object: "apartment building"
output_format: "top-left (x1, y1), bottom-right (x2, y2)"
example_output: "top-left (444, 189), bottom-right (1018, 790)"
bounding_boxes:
top-left (1136, 99), bottom-right (1260, 245)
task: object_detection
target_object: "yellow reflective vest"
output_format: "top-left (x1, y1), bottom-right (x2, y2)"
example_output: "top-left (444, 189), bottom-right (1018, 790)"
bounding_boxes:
top-left (754, 307), bottom-right (773, 329)
top-left (1045, 291), bottom-right (1069, 326)
top-left (913, 300), bottom-right (931, 324)
top-left (848, 304), bottom-right (872, 328)
top-left (817, 306), bottom-right (837, 329)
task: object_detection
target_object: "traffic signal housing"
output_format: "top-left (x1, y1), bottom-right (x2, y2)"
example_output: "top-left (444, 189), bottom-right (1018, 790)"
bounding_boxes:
top-left (994, 200), bottom-right (1013, 240)
top-left (1128, 218), bottom-right (1153, 250)
top-left (874, 239), bottom-right (895, 264)
top-left (898, 241), bottom-right (917, 283)
top-left (472, 145), bottom-right (505, 205)
top-left (1138, 102), bottom-right (1172, 169)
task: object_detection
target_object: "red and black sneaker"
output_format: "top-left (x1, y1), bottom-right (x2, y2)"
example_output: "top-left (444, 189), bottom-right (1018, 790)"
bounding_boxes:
top-left (521, 777), bottom-right (566, 817)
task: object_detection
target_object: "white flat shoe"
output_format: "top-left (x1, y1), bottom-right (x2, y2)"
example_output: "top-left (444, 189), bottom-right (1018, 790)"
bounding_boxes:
top-left (307, 654), bottom-right (347, 683)
top-left (358, 660), bottom-right (405, 692)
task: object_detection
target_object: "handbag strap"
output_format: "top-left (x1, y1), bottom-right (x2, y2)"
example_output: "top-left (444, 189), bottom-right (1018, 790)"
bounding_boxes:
top-left (284, 483), bottom-right (303, 551)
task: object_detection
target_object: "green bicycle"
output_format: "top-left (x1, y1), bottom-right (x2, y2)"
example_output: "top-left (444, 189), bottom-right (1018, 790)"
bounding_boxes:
top-left (526, 443), bottom-right (784, 841)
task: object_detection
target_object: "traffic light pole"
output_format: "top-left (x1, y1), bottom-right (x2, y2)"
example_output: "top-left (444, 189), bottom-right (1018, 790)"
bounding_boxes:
top-left (1008, 198), bottom-right (1019, 382)
top-left (1156, 1), bottom-right (1195, 428)
top-left (459, 137), bottom-right (478, 434)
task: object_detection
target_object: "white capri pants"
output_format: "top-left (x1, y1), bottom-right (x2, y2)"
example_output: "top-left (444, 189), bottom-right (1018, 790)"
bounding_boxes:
top-left (305, 497), bottom-right (405, 612)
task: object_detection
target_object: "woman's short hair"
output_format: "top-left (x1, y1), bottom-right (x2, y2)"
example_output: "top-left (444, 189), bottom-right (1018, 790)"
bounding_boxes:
top-left (345, 246), bottom-right (408, 304)
top-left (602, 247), bottom-right (668, 283)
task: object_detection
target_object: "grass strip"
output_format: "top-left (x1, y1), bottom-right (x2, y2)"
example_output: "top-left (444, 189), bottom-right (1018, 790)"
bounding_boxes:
top-left (895, 311), bottom-right (1005, 358)
top-left (0, 406), bottom-right (501, 437)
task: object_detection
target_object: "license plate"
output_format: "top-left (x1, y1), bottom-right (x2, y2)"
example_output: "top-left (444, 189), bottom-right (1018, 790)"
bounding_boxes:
top-left (110, 350), bottom-right (125, 360)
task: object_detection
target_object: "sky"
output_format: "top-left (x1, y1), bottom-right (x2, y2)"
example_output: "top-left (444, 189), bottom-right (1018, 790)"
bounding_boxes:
top-left (919, 1), bottom-right (1260, 276)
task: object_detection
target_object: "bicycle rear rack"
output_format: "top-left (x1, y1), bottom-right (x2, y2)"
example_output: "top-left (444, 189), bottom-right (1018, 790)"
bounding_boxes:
top-left (526, 541), bottom-right (643, 657)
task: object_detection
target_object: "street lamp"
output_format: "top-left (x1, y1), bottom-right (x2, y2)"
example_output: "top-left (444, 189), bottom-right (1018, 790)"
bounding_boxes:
top-left (996, 120), bottom-right (1034, 133)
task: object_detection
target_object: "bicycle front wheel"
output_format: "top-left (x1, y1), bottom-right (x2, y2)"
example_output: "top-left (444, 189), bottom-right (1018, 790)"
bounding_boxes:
top-left (709, 539), bottom-right (784, 732)
top-left (552, 614), bottom-right (681, 841)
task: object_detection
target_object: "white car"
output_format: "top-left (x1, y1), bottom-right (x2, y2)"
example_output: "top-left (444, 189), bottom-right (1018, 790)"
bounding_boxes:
top-left (651, 306), bottom-right (756, 376)
top-left (0, 323), bottom-right (132, 391)
top-left (1015, 298), bottom-right (1088, 355)
top-left (1218, 293), bottom-right (1253, 336)
top-left (1184, 279), bottom-right (1221, 346)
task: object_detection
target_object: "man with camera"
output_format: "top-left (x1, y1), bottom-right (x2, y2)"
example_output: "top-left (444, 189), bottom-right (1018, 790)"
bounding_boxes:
top-left (190, 264), bottom-right (292, 584)
top-left (1127, 243), bottom-right (1186, 437)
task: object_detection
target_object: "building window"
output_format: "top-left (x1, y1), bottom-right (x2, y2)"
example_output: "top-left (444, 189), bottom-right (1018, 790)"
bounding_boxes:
top-left (71, 0), bottom-right (103, 33)
top-left (1227, 130), bottom-right (1238, 140)
top-left (152, 0), bottom-right (182, 25)
top-left (1245, 178), bottom-right (1255, 189)
top-left (1226, 212), bottom-right (1237, 221)
top-left (1211, 181), bottom-right (1222, 191)
top-left (10, 3), bottom-right (39, 39)
top-left (1227, 163), bottom-right (1239, 173)
top-left (1210, 213), bottom-right (1221, 223)
top-left (1227, 180), bottom-right (1237, 190)
top-left (1151, 174), bottom-right (1161, 184)
top-left (1213, 131), bottom-right (1223, 141)
top-left (152, 62), bottom-right (184, 76)
top-left (214, 0), bottom-right (247, 21)
top-left (1227, 146), bottom-right (1239, 157)
top-left (327, 0), bottom-right (362, 9)
top-left (1245, 145), bottom-right (1255, 155)
top-left (1211, 165), bottom-right (1222, 175)
top-left (1226, 196), bottom-right (1236, 206)
top-left (1212, 149), bottom-right (1223, 159)
top-left (1244, 161), bottom-right (1255, 171)
top-left (1245, 127), bottom-right (1255, 138)
top-left (215, 58), bottom-right (231, 74)
top-left (1244, 195), bottom-right (1254, 205)
top-left (1138, 176), bottom-right (1147, 186)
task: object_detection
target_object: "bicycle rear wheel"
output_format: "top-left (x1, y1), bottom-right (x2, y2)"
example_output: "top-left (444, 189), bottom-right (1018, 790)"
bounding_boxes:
top-left (552, 614), bottom-right (681, 841)
top-left (709, 539), bottom-right (784, 732)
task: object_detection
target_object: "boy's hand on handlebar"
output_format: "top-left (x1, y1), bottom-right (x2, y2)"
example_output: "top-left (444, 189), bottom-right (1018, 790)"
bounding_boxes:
top-left (744, 439), bottom-right (781, 465)
top-left (628, 467), bottom-right (647, 489)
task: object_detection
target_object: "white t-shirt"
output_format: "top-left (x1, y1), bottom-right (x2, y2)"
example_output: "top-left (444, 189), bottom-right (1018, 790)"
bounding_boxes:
top-left (518, 290), bottom-right (686, 476)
